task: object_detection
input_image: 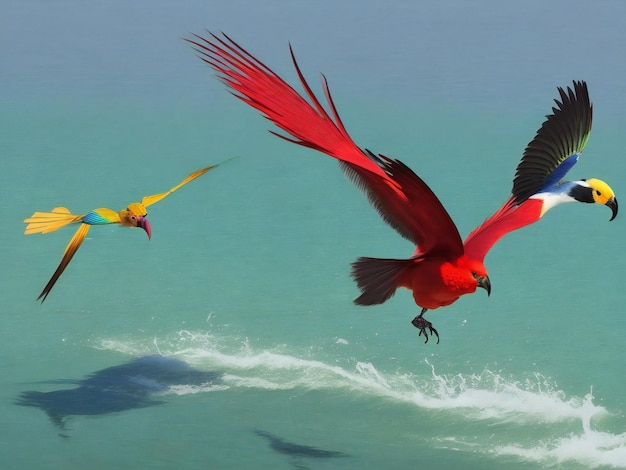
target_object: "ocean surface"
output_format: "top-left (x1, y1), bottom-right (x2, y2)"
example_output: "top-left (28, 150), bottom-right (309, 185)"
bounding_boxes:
top-left (2, 1), bottom-right (626, 468)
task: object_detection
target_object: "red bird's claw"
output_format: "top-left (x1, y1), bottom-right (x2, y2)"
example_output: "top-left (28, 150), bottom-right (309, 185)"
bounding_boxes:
top-left (411, 316), bottom-right (440, 344)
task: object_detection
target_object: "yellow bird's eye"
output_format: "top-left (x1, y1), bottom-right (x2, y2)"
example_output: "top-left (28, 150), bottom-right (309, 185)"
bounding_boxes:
top-left (586, 178), bottom-right (615, 205)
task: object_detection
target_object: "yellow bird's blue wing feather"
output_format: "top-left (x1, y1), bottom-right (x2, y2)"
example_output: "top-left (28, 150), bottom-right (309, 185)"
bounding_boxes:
top-left (82, 208), bottom-right (121, 225)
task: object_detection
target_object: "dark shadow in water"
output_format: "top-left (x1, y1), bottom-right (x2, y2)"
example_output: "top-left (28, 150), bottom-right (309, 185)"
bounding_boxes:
top-left (254, 429), bottom-right (349, 469)
top-left (16, 354), bottom-right (221, 434)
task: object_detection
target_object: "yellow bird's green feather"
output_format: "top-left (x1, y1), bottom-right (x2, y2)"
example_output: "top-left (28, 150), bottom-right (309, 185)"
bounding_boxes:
top-left (87, 208), bottom-right (123, 223)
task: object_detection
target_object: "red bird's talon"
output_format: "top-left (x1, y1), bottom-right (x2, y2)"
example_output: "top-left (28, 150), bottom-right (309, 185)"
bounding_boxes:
top-left (411, 315), bottom-right (440, 345)
top-left (431, 327), bottom-right (440, 344)
top-left (417, 328), bottom-right (428, 344)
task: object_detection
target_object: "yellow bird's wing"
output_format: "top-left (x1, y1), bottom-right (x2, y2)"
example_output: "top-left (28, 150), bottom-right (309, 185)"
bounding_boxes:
top-left (140, 160), bottom-right (232, 208)
top-left (24, 207), bottom-right (83, 235)
top-left (37, 223), bottom-right (91, 302)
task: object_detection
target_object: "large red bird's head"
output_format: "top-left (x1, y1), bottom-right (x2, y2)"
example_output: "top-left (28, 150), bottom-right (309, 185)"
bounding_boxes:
top-left (446, 256), bottom-right (491, 297)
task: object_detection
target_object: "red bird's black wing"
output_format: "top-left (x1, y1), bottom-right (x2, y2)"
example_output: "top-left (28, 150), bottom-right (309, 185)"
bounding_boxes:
top-left (342, 151), bottom-right (464, 258)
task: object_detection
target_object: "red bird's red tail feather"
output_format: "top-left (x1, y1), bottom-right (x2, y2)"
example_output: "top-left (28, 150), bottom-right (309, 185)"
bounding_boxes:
top-left (187, 32), bottom-right (387, 178)
top-left (351, 257), bottom-right (414, 305)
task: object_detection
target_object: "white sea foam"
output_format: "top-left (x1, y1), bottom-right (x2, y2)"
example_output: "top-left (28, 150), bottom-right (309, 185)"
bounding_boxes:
top-left (162, 383), bottom-right (229, 396)
top-left (96, 331), bottom-right (625, 468)
top-left (416, 363), bottom-right (608, 423)
top-left (494, 426), bottom-right (626, 469)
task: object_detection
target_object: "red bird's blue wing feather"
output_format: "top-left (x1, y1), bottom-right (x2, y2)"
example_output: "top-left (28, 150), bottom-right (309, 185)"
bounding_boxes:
top-left (512, 81), bottom-right (592, 203)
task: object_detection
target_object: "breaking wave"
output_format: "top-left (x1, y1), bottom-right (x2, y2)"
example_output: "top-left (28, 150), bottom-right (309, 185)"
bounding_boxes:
top-left (96, 330), bottom-right (626, 469)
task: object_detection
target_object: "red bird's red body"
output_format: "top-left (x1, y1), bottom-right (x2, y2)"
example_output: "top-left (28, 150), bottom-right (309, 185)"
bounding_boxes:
top-left (187, 33), bottom-right (617, 343)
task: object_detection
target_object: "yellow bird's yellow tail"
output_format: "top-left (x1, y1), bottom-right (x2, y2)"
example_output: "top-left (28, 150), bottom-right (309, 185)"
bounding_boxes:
top-left (24, 207), bottom-right (83, 235)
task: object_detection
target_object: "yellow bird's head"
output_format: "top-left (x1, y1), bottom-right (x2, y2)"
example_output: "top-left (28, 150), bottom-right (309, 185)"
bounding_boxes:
top-left (585, 178), bottom-right (618, 221)
top-left (120, 202), bottom-right (151, 239)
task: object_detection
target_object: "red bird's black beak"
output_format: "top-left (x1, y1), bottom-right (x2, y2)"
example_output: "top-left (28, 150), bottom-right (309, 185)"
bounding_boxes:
top-left (477, 275), bottom-right (491, 296)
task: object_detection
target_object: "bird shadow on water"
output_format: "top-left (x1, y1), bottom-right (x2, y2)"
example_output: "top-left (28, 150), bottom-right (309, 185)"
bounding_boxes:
top-left (16, 354), bottom-right (222, 437)
top-left (253, 429), bottom-right (350, 470)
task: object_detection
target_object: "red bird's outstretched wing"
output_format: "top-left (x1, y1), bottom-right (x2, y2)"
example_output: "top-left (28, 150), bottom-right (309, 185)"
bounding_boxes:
top-left (511, 81), bottom-right (592, 205)
top-left (464, 81), bottom-right (593, 263)
top-left (342, 152), bottom-right (463, 258)
top-left (188, 32), bottom-right (463, 257)
top-left (187, 32), bottom-right (385, 178)
top-left (463, 196), bottom-right (543, 264)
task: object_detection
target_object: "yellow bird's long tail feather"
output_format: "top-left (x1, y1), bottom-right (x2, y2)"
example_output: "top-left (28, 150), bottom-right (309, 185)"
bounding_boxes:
top-left (141, 158), bottom-right (236, 208)
top-left (24, 207), bottom-right (83, 235)
top-left (37, 223), bottom-right (91, 302)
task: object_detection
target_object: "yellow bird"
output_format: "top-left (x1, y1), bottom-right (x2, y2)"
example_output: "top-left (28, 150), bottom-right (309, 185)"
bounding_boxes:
top-left (25, 163), bottom-right (225, 302)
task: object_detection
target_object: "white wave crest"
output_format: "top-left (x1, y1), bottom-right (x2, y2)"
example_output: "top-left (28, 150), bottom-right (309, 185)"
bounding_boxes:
top-left (95, 330), bottom-right (624, 468)
top-left (494, 425), bottom-right (626, 469)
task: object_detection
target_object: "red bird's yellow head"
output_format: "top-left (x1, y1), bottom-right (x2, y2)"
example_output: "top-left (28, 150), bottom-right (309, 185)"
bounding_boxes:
top-left (120, 202), bottom-right (152, 239)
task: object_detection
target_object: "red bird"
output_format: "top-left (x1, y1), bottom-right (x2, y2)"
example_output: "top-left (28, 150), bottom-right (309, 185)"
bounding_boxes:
top-left (187, 33), bottom-right (618, 343)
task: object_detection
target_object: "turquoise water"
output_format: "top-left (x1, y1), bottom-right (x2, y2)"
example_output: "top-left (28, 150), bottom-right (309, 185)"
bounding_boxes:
top-left (2, 1), bottom-right (626, 468)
